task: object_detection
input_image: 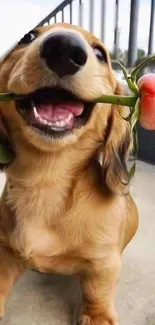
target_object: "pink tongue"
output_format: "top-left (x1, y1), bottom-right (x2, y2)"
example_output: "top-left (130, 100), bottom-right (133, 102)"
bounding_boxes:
top-left (36, 101), bottom-right (84, 123)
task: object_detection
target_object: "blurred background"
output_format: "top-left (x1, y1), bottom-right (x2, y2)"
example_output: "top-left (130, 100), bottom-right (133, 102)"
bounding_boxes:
top-left (0, 0), bottom-right (155, 162)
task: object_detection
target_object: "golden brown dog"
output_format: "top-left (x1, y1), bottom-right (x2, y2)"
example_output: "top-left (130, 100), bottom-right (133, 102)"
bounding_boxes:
top-left (0, 23), bottom-right (138, 325)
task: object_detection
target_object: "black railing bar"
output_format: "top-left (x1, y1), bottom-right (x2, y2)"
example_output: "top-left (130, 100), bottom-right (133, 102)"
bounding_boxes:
top-left (79, 0), bottom-right (83, 26)
top-left (62, 8), bottom-right (64, 22)
top-left (89, 0), bottom-right (94, 33)
top-left (70, 2), bottom-right (73, 24)
top-left (101, 0), bottom-right (106, 42)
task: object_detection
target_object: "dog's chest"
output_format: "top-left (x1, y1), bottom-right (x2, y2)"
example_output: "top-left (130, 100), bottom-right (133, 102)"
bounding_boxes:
top-left (6, 175), bottom-right (103, 265)
top-left (8, 183), bottom-right (71, 258)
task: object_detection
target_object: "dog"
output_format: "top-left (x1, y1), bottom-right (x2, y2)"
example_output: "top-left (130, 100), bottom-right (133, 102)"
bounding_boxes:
top-left (0, 23), bottom-right (138, 325)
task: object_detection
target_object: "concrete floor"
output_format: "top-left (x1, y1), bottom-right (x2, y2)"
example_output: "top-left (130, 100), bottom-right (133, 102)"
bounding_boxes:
top-left (1, 160), bottom-right (155, 325)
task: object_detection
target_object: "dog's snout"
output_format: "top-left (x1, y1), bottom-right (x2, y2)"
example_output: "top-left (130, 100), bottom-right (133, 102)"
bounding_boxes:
top-left (40, 31), bottom-right (88, 77)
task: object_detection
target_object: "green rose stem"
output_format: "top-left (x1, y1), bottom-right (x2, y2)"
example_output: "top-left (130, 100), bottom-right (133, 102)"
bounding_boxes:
top-left (0, 93), bottom-right (27, 102)
top-left (0, 143), bottom-right (13, 164)
top-left (94, 94), bottom-right (137, 107)
top-left (0, 92), bottom-right (138, 107)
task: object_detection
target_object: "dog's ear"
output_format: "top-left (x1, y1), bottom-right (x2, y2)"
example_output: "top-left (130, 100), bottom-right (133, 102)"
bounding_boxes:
top-left (0, 113), bottom-right (14, 171)
top-left (102, 82), bottom-right (132, 194)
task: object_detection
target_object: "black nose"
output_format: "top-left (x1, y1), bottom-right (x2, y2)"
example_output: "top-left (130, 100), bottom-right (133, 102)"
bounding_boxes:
top-left (40, 31), bottom-right (88, 77)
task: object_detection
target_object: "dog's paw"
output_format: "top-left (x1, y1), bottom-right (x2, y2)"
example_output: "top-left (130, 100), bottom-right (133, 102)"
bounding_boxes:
top-left (78, 314), bottom-right (118, 325)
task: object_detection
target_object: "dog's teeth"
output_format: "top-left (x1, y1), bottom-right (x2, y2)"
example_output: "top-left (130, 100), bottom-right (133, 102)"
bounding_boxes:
top-left (39, 117), bottom-right (45, 124)
top-left (33, 104), bottom-right (47, 126)
top-left (33, 104), bottom-right (73, 129)
top-left (66, 113), bottom-right (72, 123)
top-left (60, 121), bottom-right (65, 127)
top-left (43, 118), bottom-right (48, 125)
top-left (33, 105), bottom-right (40, 119)
top-left (55, 120), bottom-right (64, 127)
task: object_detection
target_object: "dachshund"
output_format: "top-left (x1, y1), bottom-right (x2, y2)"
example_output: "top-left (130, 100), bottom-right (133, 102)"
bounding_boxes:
top-left (0, 23), bottom-right (138, 325)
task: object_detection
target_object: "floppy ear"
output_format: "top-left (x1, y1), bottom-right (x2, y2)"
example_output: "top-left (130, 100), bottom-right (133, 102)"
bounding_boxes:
top-left (102, 82), bottom-right (132, 194)
top-left (0, 112), bottom-right (14, 171)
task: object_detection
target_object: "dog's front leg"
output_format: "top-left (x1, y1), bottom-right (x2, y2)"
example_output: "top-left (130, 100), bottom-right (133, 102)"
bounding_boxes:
top-left (0, 245), bottom-right (25, 319)
top-left (78, 252), bottom-right (121, 325)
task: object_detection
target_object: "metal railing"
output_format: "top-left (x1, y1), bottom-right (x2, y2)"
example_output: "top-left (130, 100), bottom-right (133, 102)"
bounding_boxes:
top-left (35, 0), bottom-right (83, 27)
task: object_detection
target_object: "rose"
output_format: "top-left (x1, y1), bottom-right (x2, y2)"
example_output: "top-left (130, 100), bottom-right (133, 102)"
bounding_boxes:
top-left (138, 74), bottom-right (155, 130)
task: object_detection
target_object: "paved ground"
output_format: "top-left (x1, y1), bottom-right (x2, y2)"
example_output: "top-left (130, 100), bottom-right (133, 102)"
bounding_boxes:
top-left (1, 160), bottom-right (155, 325)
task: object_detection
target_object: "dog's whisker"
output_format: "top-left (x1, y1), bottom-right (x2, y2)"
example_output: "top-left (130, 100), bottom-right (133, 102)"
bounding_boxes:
top-left (98, 83), bottom-right (113, 95)
top-left (85, 85), bottom-right (113, 99)
top-left (90, 77), bottom-right (114, 95)
top-left (93, 75), bottom-right (109, 78)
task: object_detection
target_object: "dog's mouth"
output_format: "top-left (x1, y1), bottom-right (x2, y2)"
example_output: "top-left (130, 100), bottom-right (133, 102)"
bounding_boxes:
top-left (16, 87), bottom-right (94, 136)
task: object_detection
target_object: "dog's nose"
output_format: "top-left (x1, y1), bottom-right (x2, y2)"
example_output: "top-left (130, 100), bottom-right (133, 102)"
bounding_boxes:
top-left (40, 31), bottom-right (88, 77)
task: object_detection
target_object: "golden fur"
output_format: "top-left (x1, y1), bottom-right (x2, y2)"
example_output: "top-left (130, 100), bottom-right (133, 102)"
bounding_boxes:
top-left (0, 23), bottom-right (138, 325)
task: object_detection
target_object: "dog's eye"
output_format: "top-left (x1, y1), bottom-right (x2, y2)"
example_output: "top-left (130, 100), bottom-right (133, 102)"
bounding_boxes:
top-left (18, 31), bottom-right (37, 46)
top-left (94, 46), bottom-right (107, 63)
